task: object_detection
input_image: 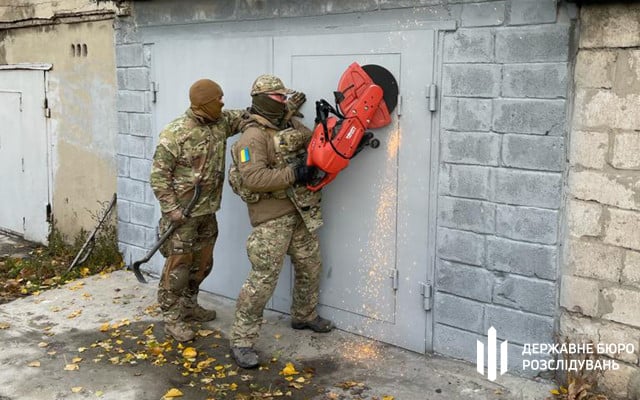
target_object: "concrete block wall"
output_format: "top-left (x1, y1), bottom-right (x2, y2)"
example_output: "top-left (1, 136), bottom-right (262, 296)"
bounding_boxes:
top-left (560, 4), bottom-right (640, 399)
top-left (433, 0), bottom-right (571, 375)
top-left (114, 16), bottom-right (158, 267)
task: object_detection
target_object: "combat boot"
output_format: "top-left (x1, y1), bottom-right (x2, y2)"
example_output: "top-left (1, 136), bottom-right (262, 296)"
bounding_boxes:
top-left (231, 347), bottom-right (259, 369)
top-left (182, 292), bottom-right (217, 322)
top-left (291, 316), bottom-right (334, 333)
top-left (164, 319), bottom-right (195, 342)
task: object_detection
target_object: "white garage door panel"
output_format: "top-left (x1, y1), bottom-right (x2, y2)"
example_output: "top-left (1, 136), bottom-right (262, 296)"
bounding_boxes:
top-left (0, 91), bottom-right (24, 235)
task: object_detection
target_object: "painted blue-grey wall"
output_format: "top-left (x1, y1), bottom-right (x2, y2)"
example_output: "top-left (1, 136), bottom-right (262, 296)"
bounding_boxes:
top-left (114, 0), bottom-right (575, 376)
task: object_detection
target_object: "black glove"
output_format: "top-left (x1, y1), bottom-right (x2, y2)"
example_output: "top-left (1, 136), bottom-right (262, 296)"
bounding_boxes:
top-left (293, 165), bottom-right (316, 184)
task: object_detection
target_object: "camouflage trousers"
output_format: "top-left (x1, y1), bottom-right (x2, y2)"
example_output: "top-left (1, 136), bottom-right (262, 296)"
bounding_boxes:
top-left (157, 213), bottom-right (218, 322)
top-left (230, 212), bottom-right (322, 348)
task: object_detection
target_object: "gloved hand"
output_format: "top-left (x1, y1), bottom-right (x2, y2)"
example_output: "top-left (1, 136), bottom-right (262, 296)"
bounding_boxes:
top-left (286, 91), bottom-right (306, 117)
top-left (293, 165), bottom-right (316, 184)
top-left (167, 208), bottom-right (186, 225)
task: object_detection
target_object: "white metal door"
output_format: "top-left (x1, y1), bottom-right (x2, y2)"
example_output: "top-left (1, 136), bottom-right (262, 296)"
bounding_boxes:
top-left (273, 30), bottom-right (435, 352)
top-left (0, 69), bottom-right (49, 243)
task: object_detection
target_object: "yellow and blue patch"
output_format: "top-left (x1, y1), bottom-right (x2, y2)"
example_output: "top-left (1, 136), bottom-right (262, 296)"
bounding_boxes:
top-left (240, 147), bottom-right (251, 163)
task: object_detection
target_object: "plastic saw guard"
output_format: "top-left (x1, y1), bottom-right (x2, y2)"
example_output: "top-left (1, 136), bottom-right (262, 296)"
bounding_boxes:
top-left (306, 62), bottom-right (399, 191)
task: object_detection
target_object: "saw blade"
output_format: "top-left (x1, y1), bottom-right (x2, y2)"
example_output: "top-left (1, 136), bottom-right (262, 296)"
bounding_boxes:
top-left (362, 64), bottom-right (399, 113)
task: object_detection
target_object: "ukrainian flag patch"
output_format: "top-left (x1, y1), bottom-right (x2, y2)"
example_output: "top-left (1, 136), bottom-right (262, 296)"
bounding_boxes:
top-left (240, 147), bottom-right (251, 163)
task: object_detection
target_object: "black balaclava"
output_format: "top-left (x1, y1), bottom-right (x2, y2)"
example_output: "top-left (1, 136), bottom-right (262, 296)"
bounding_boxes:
top-left (251, 94), bottom-right (287, 128)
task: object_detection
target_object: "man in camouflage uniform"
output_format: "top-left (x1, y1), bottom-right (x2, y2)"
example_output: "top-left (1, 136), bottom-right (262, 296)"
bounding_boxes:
top-left (228, 74), bottom-right (333, 369)
top-left (150, 79), bottom-right (247, 342)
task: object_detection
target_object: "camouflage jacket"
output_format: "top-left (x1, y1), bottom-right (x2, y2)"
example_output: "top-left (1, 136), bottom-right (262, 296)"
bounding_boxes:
top-left (150, 108), bottom-right (247, 217)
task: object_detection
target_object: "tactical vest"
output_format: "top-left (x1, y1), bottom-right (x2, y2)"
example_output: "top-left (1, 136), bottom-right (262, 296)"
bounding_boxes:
top-left (228, 124), bottom-right (323, 232)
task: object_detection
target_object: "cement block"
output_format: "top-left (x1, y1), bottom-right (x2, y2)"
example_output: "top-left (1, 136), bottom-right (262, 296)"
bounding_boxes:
top-left (600, 360), bottom-right (639, 400)
top-left (501, 135), bottom-right (564, 172)
top-left (487, 236), bottom-right (557, 280)
top-left (569, 170), bottom-right (640, 211)
top-left (509, 0), bottom-right (557, 25)
top-left (602, 286), bottom-right (640, 328)
top-left (492, 168), bottom-right (562, 209)
top-left (496, 205), bottom-right (558, 245)
top-left (130, 202), bottom-right (155, 228)
top-left (442, 97), bottom-right (492, 131)
top-left (129, 113), bottom-right (154, 137)
top-left (614, 50), bottom-right (640, 96)
top-left (437, 228), bottom-right (486, 267)
top-left (461, 1), bottom-right (505, 27)
top-left (567, 199), bottom-right (603, 237)
top-left (124, 67), bottom-right (150, 91)
top-left (434, 292), bottom-right (485, 333)
top-left (145, 137), bottom-right (156, 159)
top-left (438, 197), bottom-right (496, 234)
top-left (436, 259), bottom-right (492, 302)
top-left (145, 185), bottom-right (157, 205)
top-left (129, 157), bottom-right (152, 182)
top-left (493, 275), bottom-right (556, 316)
top-left (117, 155), bottom-right (129, 178)
top-left (492, 99), bottom-right (566, 135)
top-left (287, 0), bottom-right (378, 13)
top-left (116, 44), bottom-right (144, 67)
top-left (117, 112), bottom-right (129, 134)
top-left (116, 199), bottom-right (130, 223)
top-left (598, 321), bottom-right (640, 364)
top-left (118, 221), bottom-right (152, 247)
top-left (573, 88), bottom-right (640, 131)
top-left (580, 4), bottom-right (640, 48)
top-left (575, 50), bottom-right (616, 89)
top-left (560, 275), bottom-right (600, 317)
top-left (117, 90), bottom-right (146, 113)
top-left (559, 312), bottom-right (600, 344)
top-left (440, 164), bottom-right (492, 200)
top-left (135, 0), bottom-right (235, 25)
top-left (612, 133), bottom-right (640, 170)
top-left (117, 134), bottom-right (146, 158)
top-left (567, 238), bottom-right (623, 282)
top-left (116, 69), bottom-right (126, 90)
top-left (502, 63), bottom-right (567, 99)
top-left (603, 208), bottom-right (640, 251)
top-left (117, 178), bottom-right (146, 203)
top-left (622, 250), bottom-right (640, 289)
top-left (496, 25), bottom-right (569, 63)
top-left (441, 131), bottom-right (501, 166)
top-left (443, 29), bottom-right (493, 63)
top-left (485, 305), bottom-right (554, 345)
top-left (114, 17), bottom-right (141, 45)
top-left (443, 64), bottom-right (501, 97)
top-left (433, 323), bottom-right (482, 363)
top-left (568, 130), bottom-right (608, 170)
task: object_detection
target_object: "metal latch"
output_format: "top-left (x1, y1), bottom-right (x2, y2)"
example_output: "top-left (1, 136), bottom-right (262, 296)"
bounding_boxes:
top-left (390, 269), bottom-right (399, 291)
top-left (419, 281), bottom-right (433, 311)
top-left (151, 81), bottom-right (159, 103)
top-left (425, 84), bottom-right (437, 112)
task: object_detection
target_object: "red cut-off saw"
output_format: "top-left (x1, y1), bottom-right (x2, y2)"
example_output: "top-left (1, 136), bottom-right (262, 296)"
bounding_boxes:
top-left (306, 62), bottom-right (399, 191)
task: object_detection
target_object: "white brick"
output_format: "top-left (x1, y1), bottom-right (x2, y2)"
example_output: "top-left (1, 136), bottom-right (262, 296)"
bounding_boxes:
top-left (612, 133), bottom-right (640, 170)
top-left (598, 322), bottom-right (640, 364)
top-left (573, 89), bottom-right (640, 131)
top-left (600, 363), bottom-right (639, 400)
top-left (567, 238), bottom-right (623, 282)
top-left (602, 286), bottom-right (640, 327)
top-left (569, 130), bottom-right (608, 170)
top-left (603, 208), bottom-right (640, 251)
top-left (580, 4), bottom-right (640, 48)
top-left (622, 250), bottom-right (640, 289)
top-left (575, 50), bottom-right (616, 89)
top-left (567, 199), bottom-right (603, 237)
top-left (560, 275), bottom-right (600, 317)
top-left (569, 170), bottom-right (640, 211)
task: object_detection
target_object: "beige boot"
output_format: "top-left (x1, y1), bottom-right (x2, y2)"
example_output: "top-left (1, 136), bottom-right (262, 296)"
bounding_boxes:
top-left (164, 318), bottom-right (195, 342)
top-left (183, 291), bottom-right (216, 322)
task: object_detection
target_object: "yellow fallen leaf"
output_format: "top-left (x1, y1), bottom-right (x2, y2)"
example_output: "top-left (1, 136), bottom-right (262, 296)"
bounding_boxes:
top-left (289, 382), bottom-right (303, 389)
top-left (78, 347), bottom-right (87, 352)
top-left (38, 342), bottom-right (49, 348)
top-left (274, 333), bottom-right (282, 340)
top-left (71, 387), bottom-right (82, 393)
top-left (163, 388), bottom-right (183, 398)
top-left (67, 310), bottom-right (82, 319)
top-left (550, 389), bottom-right (560, 395)
top-left (96, 390), bottom-right (104, 397)
top-left (0, 322), bottom-right (10, 329)
top-left (295, 377), bottom-right (305, 383)
top-left (28, 361), bottom-right (41, 367)
top-left (282, 362), bottom-right (299, 376)
top-left (47, 350), bottom-right (57, 355)
top-left (182, 347), bottom-right (197, 359)
top-left (230, 383), bottom-right (238, 391)
top-left (64, 363), bottom-right (79, 371)
top-left (197, 329), bottom-right (214, 337)
top-left (72, 357), bottom-right (82, 363)
top-left (382, 396), bottom-right (394, 400)
top-left (99, 322), bottom-right (110, 332)
top-left (80, 267), bottom-right (90, 277)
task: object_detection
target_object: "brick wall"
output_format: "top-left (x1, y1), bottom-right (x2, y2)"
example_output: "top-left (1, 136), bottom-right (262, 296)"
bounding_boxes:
top-left (560, 4), bottom-right (640, 399)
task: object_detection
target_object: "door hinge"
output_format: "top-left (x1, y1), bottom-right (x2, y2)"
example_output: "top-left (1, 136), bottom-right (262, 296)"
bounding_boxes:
top-left (151, 81), bottom-right (159, 103)
top-left (419, 281), bottom-right (433, 311)
top-left (390, 269), bottom-right (399, 291)
top-left (44, 97), bottom-right (51, 118)
top-left (21, 157), bottom-right (25, 172)
top-left (397, 94), bottom-right (403, 117)
top-left (426, 84), bottom-right (437, 112)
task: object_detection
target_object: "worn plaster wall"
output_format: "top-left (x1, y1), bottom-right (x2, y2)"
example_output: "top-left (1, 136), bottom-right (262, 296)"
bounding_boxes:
top-left (1, 18), bottom-right (118, 238)
top-left (560, 3), bottom-right (640, 399)
top-left (0, 0), bottom-right (119, 22)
